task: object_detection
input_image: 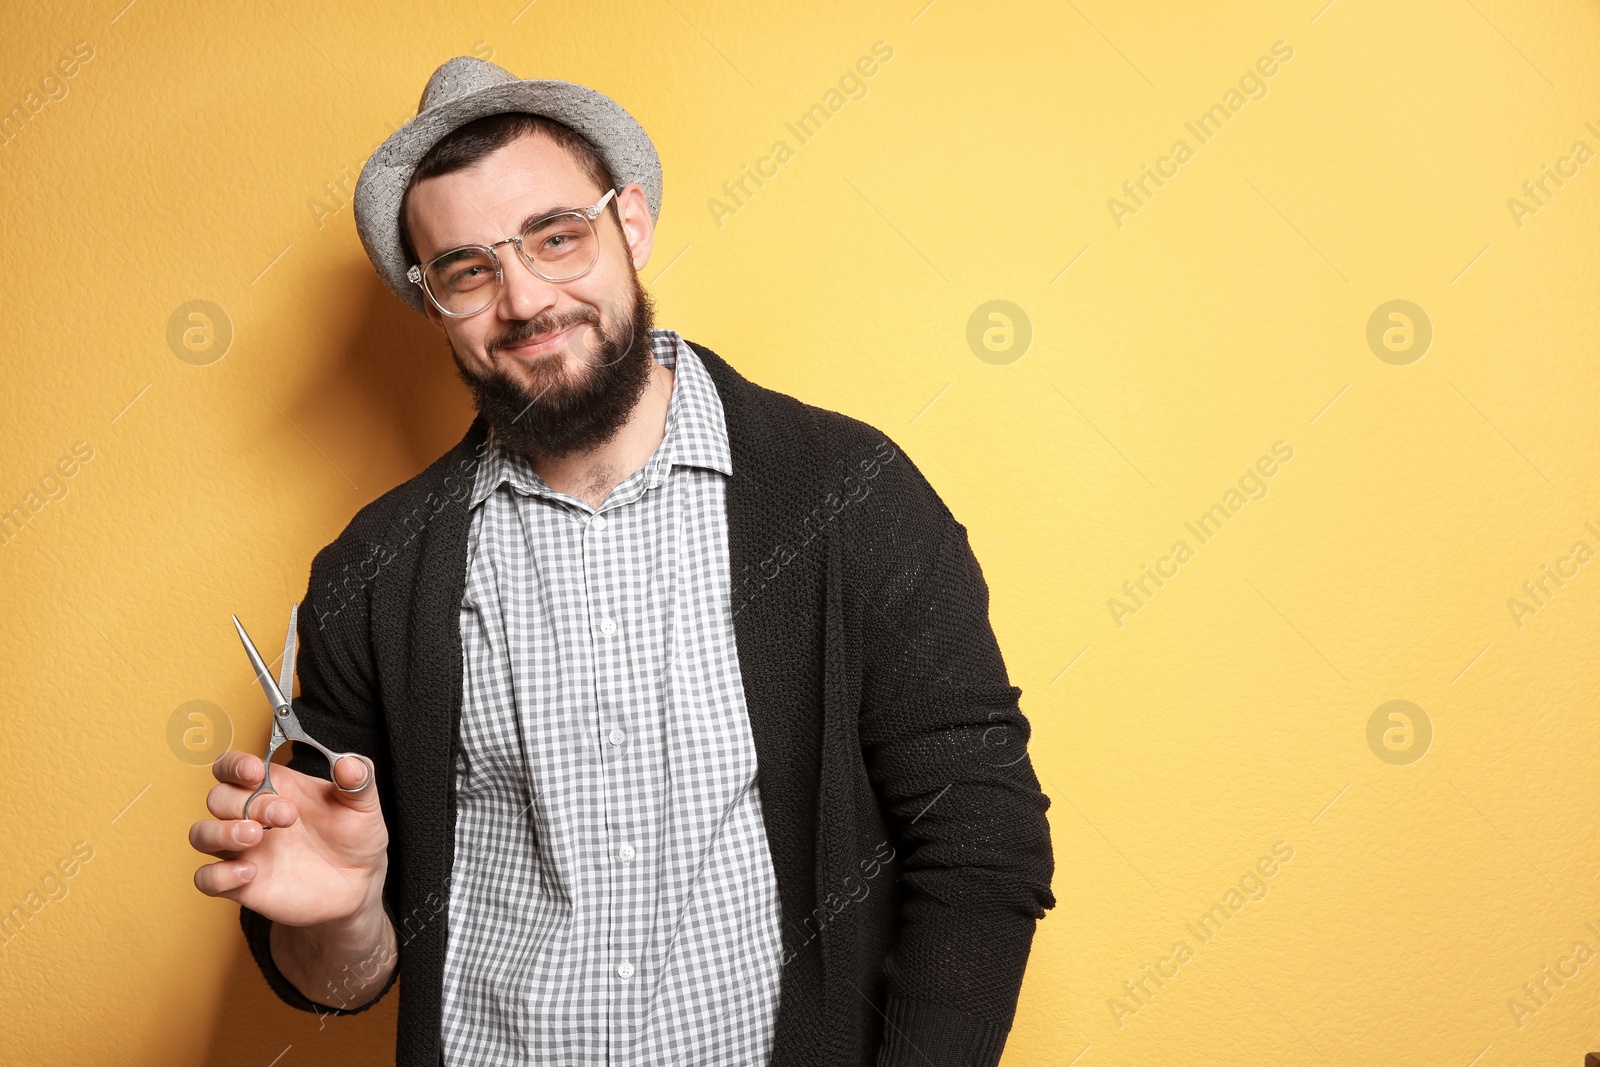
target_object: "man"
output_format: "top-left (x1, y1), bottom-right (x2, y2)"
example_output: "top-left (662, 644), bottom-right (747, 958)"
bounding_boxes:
top-left (190, 56), bottom-right (1054, 1067)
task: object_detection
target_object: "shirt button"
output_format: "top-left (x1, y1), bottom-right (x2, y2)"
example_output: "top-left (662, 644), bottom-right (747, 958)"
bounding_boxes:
top-left (617, 961), bottom-right (634, 980)
top-left (599, 617), bottom-right (617, 636)
top-left (618, 844), bottom-right (636, 861)
top-left (608, 727), bottom-right (625, 746)
top-left (591, 514), bottom-right (608, 531)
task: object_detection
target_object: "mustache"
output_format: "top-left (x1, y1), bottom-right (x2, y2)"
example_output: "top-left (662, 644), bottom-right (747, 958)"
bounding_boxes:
top-left (493, 307), bottom-right (602, 354)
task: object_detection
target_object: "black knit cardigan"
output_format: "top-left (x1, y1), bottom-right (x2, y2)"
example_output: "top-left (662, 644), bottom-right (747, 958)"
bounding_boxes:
top-left (239, 340), bottom-right (1056, 1066)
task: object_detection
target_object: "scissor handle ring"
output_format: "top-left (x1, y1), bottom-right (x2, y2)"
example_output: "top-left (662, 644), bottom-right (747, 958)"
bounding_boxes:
top-left (240, 780), bottom-right (277, 826)
top-left (240, 735), bottom-right (286, 826)
top-left (327, 751), bottom-right (376, 795)
top-left (296, 739), bottom-right (374, 795)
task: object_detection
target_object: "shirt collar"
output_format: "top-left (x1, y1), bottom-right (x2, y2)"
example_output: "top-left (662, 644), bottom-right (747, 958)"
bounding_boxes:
top-left (468, 328), bottom-right (732, 509)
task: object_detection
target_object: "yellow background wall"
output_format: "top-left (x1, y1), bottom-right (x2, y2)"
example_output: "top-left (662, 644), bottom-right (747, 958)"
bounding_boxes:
top-left (2, 0), bottom-right (1598, 1063)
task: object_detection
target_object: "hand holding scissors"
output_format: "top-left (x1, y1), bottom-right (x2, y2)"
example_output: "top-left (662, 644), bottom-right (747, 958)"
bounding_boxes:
top-left (232, 603), bottom-right (375, 827)
top-left (191, 602), bottom-right (389, 933)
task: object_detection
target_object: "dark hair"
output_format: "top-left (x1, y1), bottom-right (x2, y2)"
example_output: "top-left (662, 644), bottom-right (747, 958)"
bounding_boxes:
top-left (398, 111), bottom-right (620, 266)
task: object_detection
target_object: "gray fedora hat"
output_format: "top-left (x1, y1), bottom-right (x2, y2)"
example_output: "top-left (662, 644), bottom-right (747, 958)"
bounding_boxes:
top-left (352, 55), bottom-right (663, 316)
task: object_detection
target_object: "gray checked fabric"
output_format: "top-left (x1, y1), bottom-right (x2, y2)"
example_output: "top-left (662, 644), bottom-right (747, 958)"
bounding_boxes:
top-left (439, 329), bottom-right (785, 1066)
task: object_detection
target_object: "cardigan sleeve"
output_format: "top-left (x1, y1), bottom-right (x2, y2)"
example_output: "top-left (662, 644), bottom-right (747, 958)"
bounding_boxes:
top-left (237, 535), bottom-right (400, 1016)
top-left (855, 505), bottom-right (1057, 1067)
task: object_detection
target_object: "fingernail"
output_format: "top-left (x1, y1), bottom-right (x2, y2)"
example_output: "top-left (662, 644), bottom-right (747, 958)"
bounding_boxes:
top-left (266, 802), bottom-right (285, 823)
top-left (236, 864), bottom-right (254, 882)
top-left (238, 823), bottom-right (261, 844)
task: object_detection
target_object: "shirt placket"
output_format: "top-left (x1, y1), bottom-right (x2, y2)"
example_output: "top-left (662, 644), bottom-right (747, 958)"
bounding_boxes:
top-left (584, 494), bottom-right (637, 1065)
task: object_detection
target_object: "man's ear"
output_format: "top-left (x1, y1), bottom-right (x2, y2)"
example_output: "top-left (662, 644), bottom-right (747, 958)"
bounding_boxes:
top-left (615, 183), bottom-right (655, 272)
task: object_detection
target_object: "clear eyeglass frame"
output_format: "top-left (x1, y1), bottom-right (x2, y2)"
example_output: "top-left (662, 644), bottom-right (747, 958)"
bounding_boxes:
top-left (406, 187), bottom-right (619, 318)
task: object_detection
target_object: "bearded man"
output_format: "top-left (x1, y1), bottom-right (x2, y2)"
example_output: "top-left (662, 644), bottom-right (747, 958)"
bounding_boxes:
top-left (189, 56), bottom-right (1055, 1067)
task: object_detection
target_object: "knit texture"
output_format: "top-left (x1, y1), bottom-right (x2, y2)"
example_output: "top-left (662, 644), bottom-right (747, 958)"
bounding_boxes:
top-left (238, 340), bottom-right (1056, 1066)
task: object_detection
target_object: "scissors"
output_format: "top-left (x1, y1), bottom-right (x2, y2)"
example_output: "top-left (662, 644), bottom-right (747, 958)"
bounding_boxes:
top-left (232, 603), bottom-right (374, 827)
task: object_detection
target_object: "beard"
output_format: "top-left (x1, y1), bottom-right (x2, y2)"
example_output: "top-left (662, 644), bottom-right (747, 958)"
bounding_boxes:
top-left (450, 271), bottom-right (658, 460)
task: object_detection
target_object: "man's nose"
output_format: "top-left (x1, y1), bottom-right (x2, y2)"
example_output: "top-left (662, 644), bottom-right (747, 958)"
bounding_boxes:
top-left (496, 245), bottom-right (564, 322)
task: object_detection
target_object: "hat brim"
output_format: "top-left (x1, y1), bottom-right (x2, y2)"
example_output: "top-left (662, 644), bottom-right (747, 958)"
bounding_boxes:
top-left (353, 78), bottom-right (662, 316)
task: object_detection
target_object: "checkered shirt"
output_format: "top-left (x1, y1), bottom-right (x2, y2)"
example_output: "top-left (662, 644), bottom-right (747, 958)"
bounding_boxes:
top-left (439, 330), bottom-right (785, 1065)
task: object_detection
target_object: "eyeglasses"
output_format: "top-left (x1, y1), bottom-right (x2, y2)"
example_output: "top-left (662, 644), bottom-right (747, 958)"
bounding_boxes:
top-left (407, 188), bottom-right (618, 318)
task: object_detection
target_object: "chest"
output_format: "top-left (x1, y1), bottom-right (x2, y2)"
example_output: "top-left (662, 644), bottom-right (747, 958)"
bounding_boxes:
top-left (454, 468), bottom-right (759, 807)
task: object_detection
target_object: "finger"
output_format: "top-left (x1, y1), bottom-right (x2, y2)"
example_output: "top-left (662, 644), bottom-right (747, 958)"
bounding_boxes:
top-left (331, 754), bottom-right (371, 790)
top-left (331, 755), bottom-right (380, 811)
top-left (206, 783), bottom-right (297, 827)
top-left (247, 795), bottom-right (299, 828)
top-left (188, 818), bottom-right (264, 858)
top-left (211, 750), bottom-right (264, 787)
top-left (193, 857), bottom-right (257, 898)
top-left (206, 782), bottom-right (251, 821)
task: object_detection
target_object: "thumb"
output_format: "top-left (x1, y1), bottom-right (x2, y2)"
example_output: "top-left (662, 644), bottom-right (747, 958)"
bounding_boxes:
top-left (331, 755), bottom-right (379, 810)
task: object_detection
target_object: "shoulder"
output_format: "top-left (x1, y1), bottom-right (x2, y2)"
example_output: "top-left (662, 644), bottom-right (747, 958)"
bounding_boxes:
top-left (809, 406), bottom-right (950, 523)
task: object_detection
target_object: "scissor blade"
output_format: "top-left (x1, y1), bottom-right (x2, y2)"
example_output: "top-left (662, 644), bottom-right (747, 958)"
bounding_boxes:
top-left (233, 614), bottom-right (290, 712)
top-left (278, 603), bottom-right (299, 703)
